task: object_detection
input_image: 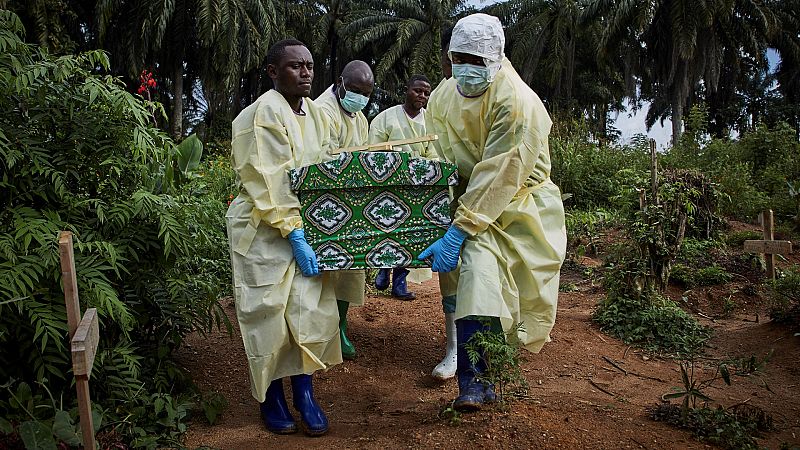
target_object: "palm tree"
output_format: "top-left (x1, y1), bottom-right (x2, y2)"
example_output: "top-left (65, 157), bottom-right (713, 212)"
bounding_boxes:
top-left (0, 0), bottom-right (94, 52)
top-left (770, 0), bottom-right (800, 135)
top-left (95, 0), bottom-right (276, 139)
top-left (588, 0), bottom-right (779, 144)
top-left (490, 0), bottom-right (581, 109)
top-left (340, 0), bottom-right (465, 93)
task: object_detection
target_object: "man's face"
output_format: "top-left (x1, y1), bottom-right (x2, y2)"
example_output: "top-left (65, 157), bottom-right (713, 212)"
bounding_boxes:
top-left (337, 76), bottom-right (374, 100)
top-left (405, 80), bottom-right (431, 110)
top-left (268, 45), bottom-right (314, 97)
top-left (450, 52), bottom-right (485, 66)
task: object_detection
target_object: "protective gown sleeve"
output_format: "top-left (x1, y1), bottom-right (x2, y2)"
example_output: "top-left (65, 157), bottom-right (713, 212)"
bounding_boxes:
top-left (368, 110), bottom-right (390, 144)
top-left (233, 105), bottom-right (303, 238)
top-left (452, 87), bottom-right (544, 236)
top-left (426, 105), bottom-right (449, 162)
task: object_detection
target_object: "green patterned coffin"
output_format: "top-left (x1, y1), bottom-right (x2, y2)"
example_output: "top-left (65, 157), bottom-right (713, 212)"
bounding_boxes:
top-left (289, 151), bottom-right (459, 270)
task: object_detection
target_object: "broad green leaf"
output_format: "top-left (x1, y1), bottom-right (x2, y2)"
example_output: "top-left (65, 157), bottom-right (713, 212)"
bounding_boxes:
top-left (19, 421), bottom-right (57, 450)
top-left (91, 406), bottom-right (103, 433)
top-left (51, 411), bottom-right (80, 446)
top-left (176, 134), bottom-right (203, 173)
top-left (662, 392), bottom-right (687, 399)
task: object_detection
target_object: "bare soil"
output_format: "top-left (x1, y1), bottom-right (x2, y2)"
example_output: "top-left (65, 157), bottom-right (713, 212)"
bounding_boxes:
top-left (179, 261), bottom-right (800, 450)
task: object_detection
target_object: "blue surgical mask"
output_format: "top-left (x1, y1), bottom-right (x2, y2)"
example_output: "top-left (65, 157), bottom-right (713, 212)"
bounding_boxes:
top-left (339, 80), bottom-right (369, 113)
top-left (452, 63), bottom-right (491, 96)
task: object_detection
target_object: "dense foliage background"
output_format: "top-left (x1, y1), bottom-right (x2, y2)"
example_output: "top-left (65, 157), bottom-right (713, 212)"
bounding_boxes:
top-left (0, 10), bottom-right (235, 447)
top-left (2, 0), bottom-right (797, 144)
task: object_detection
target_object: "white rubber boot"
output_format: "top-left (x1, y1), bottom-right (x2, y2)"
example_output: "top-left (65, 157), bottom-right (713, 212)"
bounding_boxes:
top-left (431, 312), bottom-right (458, 380)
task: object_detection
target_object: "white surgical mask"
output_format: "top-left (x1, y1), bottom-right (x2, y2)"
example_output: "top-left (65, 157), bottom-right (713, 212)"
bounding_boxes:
top-left (452, 63), bottom-right (492, 96)
top-left (339, 79), bottom-right (369, 113)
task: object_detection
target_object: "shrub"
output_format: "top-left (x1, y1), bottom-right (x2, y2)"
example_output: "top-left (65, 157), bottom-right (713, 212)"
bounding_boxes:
top-left (664, 117), bottom-right (800, 223)
top-left (465, 322), bottom-right (528, 405)
top-left (724, 230), bottom-right (763, 247)
top-left (565, 208), bottom-right (620, 257)
top-left (615, 168), bottom-right (726, 292)
top-left (650, 404), bottom-right (767, 450)
top-left (678, 238), bottom-right (724, 261)
top-left (550, 127), bottom-right (649, 210)
top-left (593, 291), bottom-right (712, 355)
top-left (769, 266), bottom-right (800, 332)
top-left (0, 11), bottom-right (229, 446)
top-left (694, 266), bottom-right (733, 286)
top-left (672, 264), bottom-right (732, 287)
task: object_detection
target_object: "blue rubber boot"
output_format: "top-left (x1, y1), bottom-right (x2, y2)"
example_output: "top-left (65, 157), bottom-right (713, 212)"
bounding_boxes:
top-left (260, 378), bottom-right (297, 434)
top-left (390, 268), bottom-right (415, 300)
top-left (290, 374), bottom-right (329, 436)
top-left (453, 319), bottom-right (486, 412)
top-left (375, 269), bottom-right (391, 290)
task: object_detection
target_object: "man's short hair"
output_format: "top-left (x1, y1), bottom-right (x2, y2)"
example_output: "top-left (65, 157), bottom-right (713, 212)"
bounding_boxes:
top-left (266, 39), bottom-right (306, 66)
top-left (408, 74), bottom-right (431, 87)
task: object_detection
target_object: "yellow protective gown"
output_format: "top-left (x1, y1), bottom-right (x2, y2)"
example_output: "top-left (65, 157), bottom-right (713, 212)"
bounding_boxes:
top-left (368, 104), bottom-right (434, 158)
top-left (227, 90), bottom-right (342, 402)
top-left (314, 86), bottom-right (368, 305)
top-left (428, 59), bottom-right (567, 353)
top-left (425, 78), bottom-right (460, 298)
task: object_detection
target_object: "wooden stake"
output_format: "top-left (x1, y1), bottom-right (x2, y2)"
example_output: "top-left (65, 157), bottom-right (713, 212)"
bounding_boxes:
top-left (59, 231), bottom-right (97, 450)
top-left (75, 378), bottom-right (94, 449)
top-left (58, 231), bottom-right (81, 338)
top-left (762, 209), bottom-right (775, 279)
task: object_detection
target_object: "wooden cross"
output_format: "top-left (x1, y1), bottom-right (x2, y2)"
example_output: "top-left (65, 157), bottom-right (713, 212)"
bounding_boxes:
top-left (742, 210), bottom-right (792, 279)
top-left (59, 231), bottom-right (99, 450)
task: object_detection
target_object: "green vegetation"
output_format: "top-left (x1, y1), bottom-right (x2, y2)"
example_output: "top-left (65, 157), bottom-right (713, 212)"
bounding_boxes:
top-left (652, 349), bottom-right (773, 450)
top-left (465, 322), bottom-right (528, 406)
top-left (650, 404), bottom-right (770, 450)
top-left (0, 12), bottom-right (232, 448)
top-left (672, 264), bottom-right (733, 287)
top-left (724, 230), bottom-right (763, 247)
top-left (2, 0), bottom-right (797, 143)
top-left (769, 266), bottom-right (800, 332)
top-left (594, 292), bottom-right (711, 355)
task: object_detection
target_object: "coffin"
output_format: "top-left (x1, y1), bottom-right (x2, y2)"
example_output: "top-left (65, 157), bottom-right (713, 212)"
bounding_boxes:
top-left (289, 151), bottom-right (459, 270)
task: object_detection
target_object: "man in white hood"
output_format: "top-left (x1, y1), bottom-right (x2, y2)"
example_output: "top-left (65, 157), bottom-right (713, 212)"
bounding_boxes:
top-left (422, 13), bottom-right (567, 411)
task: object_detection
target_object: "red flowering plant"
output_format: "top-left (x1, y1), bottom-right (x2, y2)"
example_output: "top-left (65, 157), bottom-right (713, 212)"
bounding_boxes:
top-left (137, 69), bottom-right (157, 100)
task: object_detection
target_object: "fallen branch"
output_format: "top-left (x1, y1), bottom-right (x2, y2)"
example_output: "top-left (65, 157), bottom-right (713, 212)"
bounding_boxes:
top-left (588, 378), bottom-right (616, 397)
top-left (602, 356), bottom-right (667, 382)
top-left (603, 356), bottom-right (628, 375)
top-left (592, 332), bottom-right (607, 343)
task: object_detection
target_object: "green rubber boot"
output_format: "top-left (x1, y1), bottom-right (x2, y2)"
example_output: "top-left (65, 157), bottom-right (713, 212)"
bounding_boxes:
top-left (337, 300), bottom-right (356, 360)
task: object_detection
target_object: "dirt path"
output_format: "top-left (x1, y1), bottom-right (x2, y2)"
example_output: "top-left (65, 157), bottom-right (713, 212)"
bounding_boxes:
top-left (179, 269), bottom-right (800, 449)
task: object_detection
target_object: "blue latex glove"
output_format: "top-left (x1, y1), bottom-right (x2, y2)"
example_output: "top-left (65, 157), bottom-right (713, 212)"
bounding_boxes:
top-left (287, 229), bottom-right (319, 277)
top-left (418, 225), bottom-right (468, 272)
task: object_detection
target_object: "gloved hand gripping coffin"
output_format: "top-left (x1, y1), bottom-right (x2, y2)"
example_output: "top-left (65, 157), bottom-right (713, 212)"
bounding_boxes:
top-left (288, 151), bottom-right (459, 270)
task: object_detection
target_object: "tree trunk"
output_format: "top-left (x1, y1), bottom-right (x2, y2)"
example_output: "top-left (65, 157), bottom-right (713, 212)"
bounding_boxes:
top-left (171, 60), bottom-right (183, 140)
top-left (671, 92), bottom-right (683, 145)
top-left (565, 37), bottom-right (575, 108)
